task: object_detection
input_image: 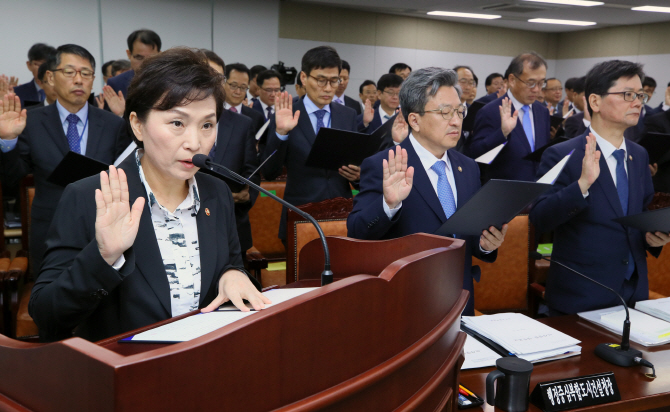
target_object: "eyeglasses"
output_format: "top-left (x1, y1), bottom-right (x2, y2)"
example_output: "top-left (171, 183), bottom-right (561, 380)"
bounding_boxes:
top-left (423, 104), bottom-right (468, 121)
top-left (261, 87), bottom-right (281, 94)
top-left (52, 68), bottom-right (94, 79)
top-left (513, 74), bottom-right (546, 89)
top-left (603, 91), bottom-right (649, 104)
top-left (382, 90), bottom-right (400, 97)
top-left (309, 75), bottom-right (341, 88)
top-left (458, 79), bottom-right (477, 87)
top-left (544, 87), bottom-right (563, 92)
top-left (227, 82), bottom-right (249, 92)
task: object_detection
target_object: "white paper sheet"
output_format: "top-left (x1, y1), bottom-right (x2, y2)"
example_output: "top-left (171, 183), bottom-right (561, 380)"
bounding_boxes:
top-left (578, 306), bottom-right (670, 347)
top-left (475, 142), bottom-right (506, 164)
top-left (217, 287), bottom-right (318, 311)
top-left (255, 119), bottom-right (271, 140)
top-left (635, 297), bottom-right (670, 323)
top-left (537, 150), bottom-right (573, 185)
top-left (461, 333), bottom-right (502, 370)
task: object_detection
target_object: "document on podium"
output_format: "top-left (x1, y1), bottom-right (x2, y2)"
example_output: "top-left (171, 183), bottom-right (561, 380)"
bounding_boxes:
top-left (636, 297), bottom-right (670, 323)
top-left (47, 151), bottom-right (109, 187)
top-left (578, 306), bottom-right (670, 347)
top-left (461, 333), bottom-right (502, 370)
top-left (613, 206), bottom-right (670, 233)
top-left (122, 288), bottom-right (318, 343)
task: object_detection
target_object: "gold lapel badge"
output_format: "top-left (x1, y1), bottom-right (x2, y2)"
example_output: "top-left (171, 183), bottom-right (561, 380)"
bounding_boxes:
top-left (458, 166), bottom-right (462, 172)
top-left (205, 208), bottom-right (211, 216)
top-left (629, 155), bottom-right (633, 161)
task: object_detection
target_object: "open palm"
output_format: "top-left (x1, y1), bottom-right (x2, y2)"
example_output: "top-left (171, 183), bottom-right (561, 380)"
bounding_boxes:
top-left (383, 146), bottom-right (414, 209)
top-left (0, 93), bottom-right (27, 139)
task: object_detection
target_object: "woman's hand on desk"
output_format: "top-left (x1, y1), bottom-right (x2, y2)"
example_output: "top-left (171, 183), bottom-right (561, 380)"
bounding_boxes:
top-left (95, 166), bottom-right (145, 266)
top-left (201, 270), bottom-right (271, 313)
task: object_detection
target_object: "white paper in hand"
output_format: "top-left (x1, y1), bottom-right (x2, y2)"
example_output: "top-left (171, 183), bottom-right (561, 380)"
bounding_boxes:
top-left (256, 119), bottom-right (271, 140)
top-left (537, 149), bottom-right (574, 185)
top-left (475, 142), bottom-right (507, 164)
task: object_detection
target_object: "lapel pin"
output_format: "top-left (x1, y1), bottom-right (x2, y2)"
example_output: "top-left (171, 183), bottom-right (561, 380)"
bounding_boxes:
top-left (205, 208), bottom-right (211, 216)
top-left (629, 155), bottom-right (632, 161)
top-left (458, 166), bottom-right (462, 172)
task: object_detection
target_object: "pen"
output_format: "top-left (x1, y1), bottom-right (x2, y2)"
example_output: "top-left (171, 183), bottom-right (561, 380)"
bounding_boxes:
top-left (459, 385), bottom-right (475, 397)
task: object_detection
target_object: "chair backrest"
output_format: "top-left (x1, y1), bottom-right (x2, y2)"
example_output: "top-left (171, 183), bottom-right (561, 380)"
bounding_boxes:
top-left (286, 197), bottom-right (353, 284)
top-left (248, 179), bottom-right (287, 260)
top-left (473, 215), bottom-right (530, 313)
top-left (19, 175), bottom-right (35, 254)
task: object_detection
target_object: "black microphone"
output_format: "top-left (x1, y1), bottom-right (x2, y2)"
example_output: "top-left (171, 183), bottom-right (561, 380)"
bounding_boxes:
top-left (530, 252), bottom-right (654, 376)
top-left (192, 154), bottom-right (333, 286)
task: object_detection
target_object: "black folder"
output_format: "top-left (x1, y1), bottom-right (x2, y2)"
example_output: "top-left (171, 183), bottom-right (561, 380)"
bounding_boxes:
top-left (613, 207), bottom-right (670, 233)
top-left (549, 115), bottom-right (564, 131)
top-left (47, 151), bottom-right (109, 187)
top-left (639, 132), bottom-right (670, 165)
top-left (305, 116), bottom-right (397, 170)
top-left (523, 137), bottom-right (568, 162)
top-left (435, 180), bottom-right (551, 236)
top-left (462, 101), bottom-right (486, 133)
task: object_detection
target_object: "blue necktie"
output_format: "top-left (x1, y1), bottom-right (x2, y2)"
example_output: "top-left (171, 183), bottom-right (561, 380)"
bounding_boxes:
top-left (613, 149), bottom-right (635, 279)
top-left (38, 89), bottom-right (46, 102)
top-left (265, 106), bottom-right (273, 121)
top-left (314, 109), bottom-right (327, 134)
top-left (66, 114), bottom-right (81, 153)
top-left (430, 160), bottom-right (456, 219)
top-left (521, 105), bottom-right (534, 150)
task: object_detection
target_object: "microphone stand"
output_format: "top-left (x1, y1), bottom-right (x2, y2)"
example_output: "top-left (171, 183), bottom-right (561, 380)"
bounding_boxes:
top-left (192, 154), bottom-right (333, 286)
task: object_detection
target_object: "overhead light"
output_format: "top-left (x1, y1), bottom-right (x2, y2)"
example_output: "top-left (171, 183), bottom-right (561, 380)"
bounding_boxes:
top-left (427, 11), bottom-right (501, 20)
top-left (523, 0), bottom-right (604, 6)
top-left (632, 6), bottom-right (670, 13)
top-left (529, 18), bottom-right (596, 25)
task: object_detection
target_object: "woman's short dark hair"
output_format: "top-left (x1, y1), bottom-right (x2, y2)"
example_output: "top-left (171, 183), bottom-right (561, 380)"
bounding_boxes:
top-left (124, 47), bottom-right (225, 148)
top-left (584, 60), bottom-right (644, 116)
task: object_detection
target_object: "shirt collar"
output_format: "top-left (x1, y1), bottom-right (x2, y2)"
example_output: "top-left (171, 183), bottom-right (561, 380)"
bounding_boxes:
top-left (135, 149), bottom-right (200, 214)
top-left (259, 99), bottom-right (273, 113)
top-left (56, 100), bottom-right (88, 126)
top-left (409, 132), bottom-right (451, 174)
top-left (507, 90), bottom-right (526, 111)
top-left (589, 126), bottom-right (626, 160)
top-left (224, 101), bottom-right (244, 113)
top-left (33, 79), bottom-right (42, 92)
top-left (303, 94), bottom-right (331, 115)
top-left (379, 104), bottom-right (394, 120)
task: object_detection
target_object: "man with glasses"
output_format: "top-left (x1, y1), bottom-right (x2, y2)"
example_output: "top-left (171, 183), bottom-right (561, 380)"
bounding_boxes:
top-left (543, 78), bottom-right (563, 115)
top-left (261, 45), bottom-right (359, 244)
top-left (14, 43), bottom-right (56, 107)
top-left (466, 52), bottom-right (551, 182)
top-left (530, 60), bottom-right (669, 315)
top-left (222, 63), bottom-right (265, 142)
top-left (252, 70), bottom-right (282, 122)
top-left (347, 67), bottom-right (506, 316)
top-left (0, 44), bottom-right (130, 273)
top-left (358, 73), bottom-right (403, 133)
top-left (454, 66), bottom-right (477, 107)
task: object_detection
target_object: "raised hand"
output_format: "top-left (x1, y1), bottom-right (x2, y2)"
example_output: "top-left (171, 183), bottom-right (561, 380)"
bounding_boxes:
top-left (0, 76), bottom-right (10, 96)
top-left (95, 94), bottom-right (105, 110)
top-left (201, 269), bottom-right (272, 312)
top-left (9, 76), bottom-right (18, 89)
top-left (496, 83), bottom-right (507, 99)
top-left (0, 93), bottom-right (27, 140)
top-left (102, 85), bottom-right (125, 117)
top-left (562, 99), bottom-right (571, 117)
top-left (363, 99), bottom-right (374, 127)
top-left (391, 108), bottom-right (408, 143)
top-left (95, 166), bottom-right (145, 266)
top-left (499, 97), bottom-right (518, 138)
top-left (578, 133), bottom-right (601, 195)
top-left (274, 91), bottom-right (299, 135)
top-left (383, 146), bottom-right (414, 209)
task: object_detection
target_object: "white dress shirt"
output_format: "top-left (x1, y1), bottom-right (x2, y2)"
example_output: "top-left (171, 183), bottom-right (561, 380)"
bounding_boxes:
top-left (224, 101), bottom-right (244, 113)
top-left (507, 91), bottom-right (535, 142)
top-left (590, 126), bottom-right (628, 187)
top-left (379, 105), bottom-right (394, 125)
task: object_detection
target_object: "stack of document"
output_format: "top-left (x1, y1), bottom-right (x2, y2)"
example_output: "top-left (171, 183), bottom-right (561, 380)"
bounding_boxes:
top-left (635, 297), bottom-right (670, 322)
top-left (462, 313), bottom-right (581, 363)
top-left (461, 333), bottom-right (502, 370)
top-left (578, 305), bottom-right (670, 346)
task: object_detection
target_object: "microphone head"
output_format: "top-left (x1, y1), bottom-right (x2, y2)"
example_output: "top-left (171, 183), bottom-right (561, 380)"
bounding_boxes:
top-left (191, 154), bottom-right (211, 168)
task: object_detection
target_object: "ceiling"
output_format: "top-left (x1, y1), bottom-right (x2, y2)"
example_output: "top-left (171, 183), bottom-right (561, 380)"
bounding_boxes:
top-left (292, 0), bottom-right (670, 32)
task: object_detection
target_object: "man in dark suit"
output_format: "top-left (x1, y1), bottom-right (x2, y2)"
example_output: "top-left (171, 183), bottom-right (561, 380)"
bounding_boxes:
top-left (466, 52), bottom-right (551, 181)
top-left (13, 43), bottom-right (56, 107)
top-left (248, 65), bottom-right (267, 103)
top-left (530, 60), bottom-right (669, 315)
top-left (0, 44), bottom-right (130, 274)
top-left (252, 70), bottom-right (281, 122)
top-left (358, 80), bottom-right (377, 111)
top-left (357, 73), bottom-right (403, 133)
top-left (221, 63), bottom-right (266, 149)
top-left (563, 77), bottom-right (589, 139)
top-left (333, 60), bottom-right (361, 115)
top-left (261, 46), bottom-right (359, 242)
top-left (475, 72), bottom-right (508, 106)
top-left (106, 29), bottom-right (161, 99)
top-left (644, 96), bottom-right (670, 193)
top-left (347, 67), bottom-right (506, 316)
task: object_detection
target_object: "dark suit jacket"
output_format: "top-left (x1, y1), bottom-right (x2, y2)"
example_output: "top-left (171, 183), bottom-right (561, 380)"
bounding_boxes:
top-left (529, 132), bottom-right (661, 314)
top-left (347, 138), bottom-right (497, 315)
top-left (644, 108), bottom-right (670, 193)
top-left (0, 103), bottom-right (131, 273)
top-left (106, 69), bottom-right (135, 97)
top-left (29, 154), bottom-right (259, 342)
top-left (261, 99), bottom-right (358, 239)
top-left (343, 95), bottom-right (362, 115)
top-left (13, 80), bottom-right (41, 106)
top-left (475, 92), bottom-right (497, 105)
top-left (466, 95), bottom-right (550, 181)
top-left (563, 112), bottom-right (587, 139)
top-left (356, 108), bottom-right (386, 133)
top-left (213, 110), bottom-right (260, 252)
top-left (252, 99), bottom-right (272, 121)
top-left (645, 103), bottom-right (664, 117)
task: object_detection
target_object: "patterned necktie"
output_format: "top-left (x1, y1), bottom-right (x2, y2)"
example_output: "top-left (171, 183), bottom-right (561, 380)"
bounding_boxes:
top-left (66, 114), bottom-right (81, 153)
top-left (430, 160), bottom-right (456, 219)
top-left (266, 106), bottom-right (273, 120)
top-left (230, 106), bottom-right (237, 113)
top-left (335, 97), bottom-right (343, 105)
top-left (613, 149), bottom-right (635, 279)
top-left (521, 105), bottom-right (534, 150)
top-left (314, 109), bottom-right (327, 134)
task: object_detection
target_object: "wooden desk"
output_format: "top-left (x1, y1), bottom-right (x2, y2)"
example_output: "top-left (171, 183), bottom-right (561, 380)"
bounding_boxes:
top-left (460, 315), bottom-right (670, 411)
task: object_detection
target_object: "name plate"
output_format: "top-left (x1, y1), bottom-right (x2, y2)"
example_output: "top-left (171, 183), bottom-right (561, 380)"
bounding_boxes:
top-left (530, 372), bottom-right (620, 412)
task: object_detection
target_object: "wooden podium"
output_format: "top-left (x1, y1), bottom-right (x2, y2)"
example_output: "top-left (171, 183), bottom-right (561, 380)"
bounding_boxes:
top-left (0, 234), bottom-right (467, 412)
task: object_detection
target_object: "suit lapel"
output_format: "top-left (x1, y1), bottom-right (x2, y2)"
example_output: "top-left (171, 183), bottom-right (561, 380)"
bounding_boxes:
top-left (593, 143), bottom-right (624, 217)
top-left (448, 151), bottom-right (467, 210)
top-left (120, 154), bottom-right (172, 315)
top-left (626, 148), bottom-right (641, 214)
top-left (532, 103), bottom-right (548, 148)
top-left (512, 117), bottom-right (533, 153)
top-left (42, 104), bottom-right (70, 156)
top-left (194, 179), bottom-right (217, 306)
top-left (330, 103), bottom-right (347, 130)
top-left (404, 140), bottom-right (447, 222)
top-left (296, 100), bottom-right (317, 145)
top-left (85, 104), bottom-right (103, 158)
top-left (214, 111), bottom-right (234, 164)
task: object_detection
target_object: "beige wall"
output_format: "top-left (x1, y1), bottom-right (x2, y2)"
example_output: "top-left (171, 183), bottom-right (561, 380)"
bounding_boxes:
top-left (280, 1), bottom-right (670, 60)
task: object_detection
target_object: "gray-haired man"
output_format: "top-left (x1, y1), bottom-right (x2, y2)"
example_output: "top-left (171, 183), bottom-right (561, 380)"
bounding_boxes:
top-left (347, 67), bottom-right (507, 315)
